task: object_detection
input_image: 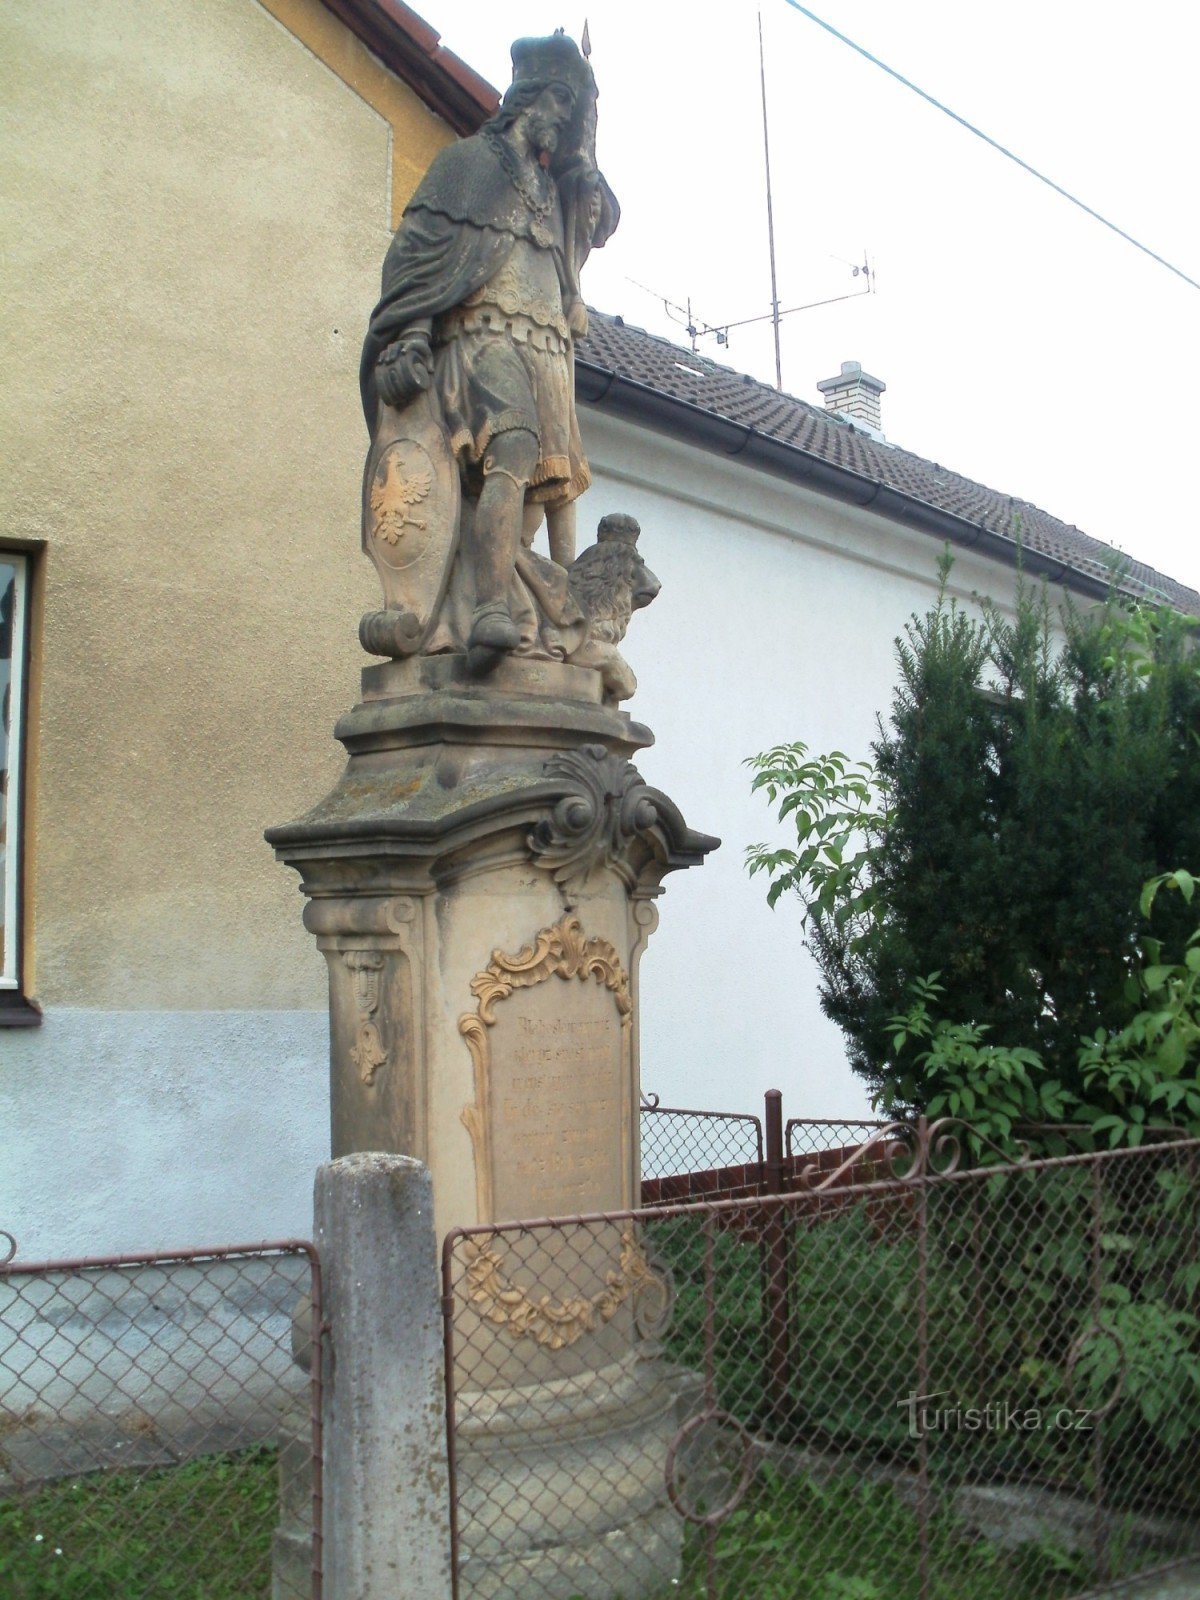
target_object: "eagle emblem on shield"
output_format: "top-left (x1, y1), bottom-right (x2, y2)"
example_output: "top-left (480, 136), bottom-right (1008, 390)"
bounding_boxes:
top-left (370, 454), bottom-right (432, 546)
top-left (360, 389), bottom-right (459, 655)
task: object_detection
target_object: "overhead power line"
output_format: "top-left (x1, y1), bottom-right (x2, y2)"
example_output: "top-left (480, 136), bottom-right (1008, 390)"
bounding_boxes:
top-left (781, 0), bottom-right (1200, 294)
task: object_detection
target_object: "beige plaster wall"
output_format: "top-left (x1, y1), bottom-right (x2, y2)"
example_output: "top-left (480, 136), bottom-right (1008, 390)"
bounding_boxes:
top-left (257, 0), bottom-right (452, 229)
top-left (1, 0), bottom-right (454, 1009)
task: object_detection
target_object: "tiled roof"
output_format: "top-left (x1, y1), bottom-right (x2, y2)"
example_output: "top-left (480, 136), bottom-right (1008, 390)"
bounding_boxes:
top-left (350, 8), bottom-right (1190, 608)
top-left (576, 311), bottom-right (1199, 613)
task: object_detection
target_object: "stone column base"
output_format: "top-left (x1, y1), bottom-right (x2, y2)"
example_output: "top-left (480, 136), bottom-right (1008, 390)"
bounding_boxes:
top-left (460, 1503), bottom-right (681, 1600)
top-left (270, 1401), bottom-right (312, 1600)
top-left (456, 1358), bottom-right (699, 1600)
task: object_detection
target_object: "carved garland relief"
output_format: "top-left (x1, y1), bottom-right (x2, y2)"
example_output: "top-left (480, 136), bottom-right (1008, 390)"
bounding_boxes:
top-left (344, 949), bottom-right (388, 1086)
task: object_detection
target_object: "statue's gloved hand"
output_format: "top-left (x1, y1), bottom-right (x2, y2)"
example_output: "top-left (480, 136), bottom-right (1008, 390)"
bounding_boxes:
top-left (376, 331), bottom-right (434, 409)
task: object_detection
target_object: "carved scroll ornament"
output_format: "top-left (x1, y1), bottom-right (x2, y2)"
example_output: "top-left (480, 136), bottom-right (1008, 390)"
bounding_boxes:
top-left (464, 914), bottom-right (632, 1029)
top-left (464, 1228), bottom-right (666, 1351)
top-left (529, 745), bottom-right (659, 886)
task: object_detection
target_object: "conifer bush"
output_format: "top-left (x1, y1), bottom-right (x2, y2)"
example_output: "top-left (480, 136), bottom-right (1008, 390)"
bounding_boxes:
top-left (748, 555), bottom-right (1200, 1142)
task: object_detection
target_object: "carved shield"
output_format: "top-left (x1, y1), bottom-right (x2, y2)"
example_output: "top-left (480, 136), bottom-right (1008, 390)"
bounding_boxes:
top-left (361, 390), bottom-right (460, 650)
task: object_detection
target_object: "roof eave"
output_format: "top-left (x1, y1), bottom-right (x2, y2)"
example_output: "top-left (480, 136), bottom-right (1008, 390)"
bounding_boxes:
top-left (576, 361), bottom-right (1121, 606)
top-left (320, 0), bottom-right (499, 134)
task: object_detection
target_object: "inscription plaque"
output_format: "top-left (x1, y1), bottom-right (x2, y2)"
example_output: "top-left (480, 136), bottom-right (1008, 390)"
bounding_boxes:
top-left (459, 916), bottom-right (631, 1222)
top-left (492, 978), bottom-right (622, 1219)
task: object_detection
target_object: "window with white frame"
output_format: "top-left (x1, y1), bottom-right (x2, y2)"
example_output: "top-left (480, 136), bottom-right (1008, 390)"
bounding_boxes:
top-left (1, 553), bottom-right (30, 998)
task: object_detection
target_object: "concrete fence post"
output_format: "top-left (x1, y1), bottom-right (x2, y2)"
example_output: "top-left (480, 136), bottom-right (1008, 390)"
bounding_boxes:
top-left (316, 1152), bottom-right (452, 1600)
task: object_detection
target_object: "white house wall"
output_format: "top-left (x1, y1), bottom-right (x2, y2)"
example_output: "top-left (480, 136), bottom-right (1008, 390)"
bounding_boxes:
top-left (3, 404), bottom-right (1068, 1257)
top-left (1, 1011), bottom-right (327, 1258)
top-left (2, 0), bottom-right (405, 1260)
top-left (580, 406), bottom-right (1045, 1124)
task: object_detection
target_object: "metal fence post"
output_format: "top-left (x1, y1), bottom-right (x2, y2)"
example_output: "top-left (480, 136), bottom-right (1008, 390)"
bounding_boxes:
top-left (763, 1090), bottom-right (785, 1197)
top-left (915, 1115), bottom-right (931, 1600)
top-left (306, 1246), bottom-right (325, 1600)
top-left (762, 1089), bottom-right (791, 1419)
top-left (1089, 1157), bottom-right (1110, 1584)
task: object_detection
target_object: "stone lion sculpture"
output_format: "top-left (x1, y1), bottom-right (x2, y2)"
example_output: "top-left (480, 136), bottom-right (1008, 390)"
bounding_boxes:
top-left (566, 514), bottom-right (660, 705)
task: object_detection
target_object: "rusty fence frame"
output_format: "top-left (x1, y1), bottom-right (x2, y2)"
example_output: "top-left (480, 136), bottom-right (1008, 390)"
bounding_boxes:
top-left (0, 1230), bottom-right (325, 1600)
top-left (639, 1095), bottom-right (765, 1199)
top-left (785, 1113), bottom-right (887, 1163)
top-left (443, 1122), bottom-right (1200, 1600)
top-left (640, 1095), bottom-right (765, 1157)
top-left (784, 1115), bottom-right (1196, 1169)
top-left (638, 1094), bottom-right (857, 1412)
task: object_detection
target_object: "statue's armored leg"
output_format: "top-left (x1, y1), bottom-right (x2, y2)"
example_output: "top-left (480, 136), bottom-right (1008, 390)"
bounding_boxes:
top-left (467, 428), bottom-right (540, 675)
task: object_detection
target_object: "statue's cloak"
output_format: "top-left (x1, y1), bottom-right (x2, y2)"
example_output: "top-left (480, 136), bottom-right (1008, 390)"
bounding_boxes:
top-left (359, 133), bottom-right (568, 431)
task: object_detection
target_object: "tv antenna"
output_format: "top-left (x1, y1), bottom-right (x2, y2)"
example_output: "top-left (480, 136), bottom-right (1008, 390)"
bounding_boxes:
top-left (626, 257), bottom-right (874, 361)
top-left (625, 11), bottom-right (875, 382)
top-left (759, 6), bottom-right (782, 387)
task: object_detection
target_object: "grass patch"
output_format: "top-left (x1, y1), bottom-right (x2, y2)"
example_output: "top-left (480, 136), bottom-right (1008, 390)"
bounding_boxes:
top-left (650, 1210), bottom-right (933, 1458)
top-left (649, 1198), bottom-right (1200, 1511)
top-left (668, 1468), bottom-right (1094, 1600)
top-left (0, 1446), bottom-right (279, 1599)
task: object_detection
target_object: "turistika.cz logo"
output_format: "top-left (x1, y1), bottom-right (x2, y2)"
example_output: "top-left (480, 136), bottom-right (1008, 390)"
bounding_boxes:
top-left (898, 1390), bottom-right (1093, 1440)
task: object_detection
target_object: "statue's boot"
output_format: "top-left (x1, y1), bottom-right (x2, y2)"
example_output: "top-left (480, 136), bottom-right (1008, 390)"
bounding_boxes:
top-left (467, 436), bottom-right (537, 674)
top-left (466, 600), bottom-right (520, 676)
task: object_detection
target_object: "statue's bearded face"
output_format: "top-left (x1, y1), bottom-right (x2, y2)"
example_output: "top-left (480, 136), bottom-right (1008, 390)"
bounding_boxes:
top-left (522, 83), bottom-right (576, 158)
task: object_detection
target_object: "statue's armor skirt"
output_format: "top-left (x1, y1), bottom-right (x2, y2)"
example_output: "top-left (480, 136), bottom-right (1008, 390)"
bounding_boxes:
top-left (435, 238), bottom-right (590, 507)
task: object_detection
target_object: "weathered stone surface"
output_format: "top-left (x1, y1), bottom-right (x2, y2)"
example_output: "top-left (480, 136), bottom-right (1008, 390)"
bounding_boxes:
top-left (355, 33), bottom-right (660, 697)
top-left (316, 1154), bottom-right (451, 1600)
top-left (487, 968), bottom-right (625, 1219)
top-left (268, 636), bottom-right (715, 1593)
top-left (267, 41), bottom-right (716, 1592)
top-left (266, 662), bottom-right (715, 1240)
top-left (459, 914), bottom-right (630, 1221)
top-left (454, 1358), bottom-right (695, 1600)
top-left (565, 513), bottom-right (661, 704)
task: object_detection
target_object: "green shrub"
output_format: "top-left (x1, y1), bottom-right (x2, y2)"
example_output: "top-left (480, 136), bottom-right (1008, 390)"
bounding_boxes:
top-left (747, 557), bottom-right (1200, 1127)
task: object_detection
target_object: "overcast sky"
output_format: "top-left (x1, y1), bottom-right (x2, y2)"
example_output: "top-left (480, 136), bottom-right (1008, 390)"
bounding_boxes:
top-left (413, 0), bottom-right (1200, 592)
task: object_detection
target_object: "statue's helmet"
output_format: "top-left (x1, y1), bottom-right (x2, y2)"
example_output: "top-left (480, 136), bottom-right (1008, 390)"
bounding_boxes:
top-left (507, 32), bottom-right (595, 106)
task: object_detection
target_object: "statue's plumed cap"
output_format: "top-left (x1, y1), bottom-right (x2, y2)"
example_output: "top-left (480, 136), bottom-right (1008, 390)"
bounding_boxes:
top-left (509, 32), bottom-right (593, 98)
top-left (597, 513), bottom-right (641, 545)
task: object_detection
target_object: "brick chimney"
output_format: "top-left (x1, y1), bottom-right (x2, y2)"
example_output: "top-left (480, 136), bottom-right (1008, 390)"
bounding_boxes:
top-left (816, 360), bottom-right (886, 436)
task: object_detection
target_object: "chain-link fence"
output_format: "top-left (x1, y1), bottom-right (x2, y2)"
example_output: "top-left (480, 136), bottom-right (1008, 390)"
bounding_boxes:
top-left (0, 1234), bottom-right (322, 1600)
top-left (443, 1126), bottom-right (1200, 1599)
top-left (642, 1101), bottom-right (902, 1204)
top-left (640, 1098), bottom-right (764, 1203)
top-left (786, 1115), bottom-right (887, 1164)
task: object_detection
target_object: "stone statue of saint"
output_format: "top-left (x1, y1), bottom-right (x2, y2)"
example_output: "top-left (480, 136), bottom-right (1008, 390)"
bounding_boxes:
top-left (359, 32), bottom-right (622, 676)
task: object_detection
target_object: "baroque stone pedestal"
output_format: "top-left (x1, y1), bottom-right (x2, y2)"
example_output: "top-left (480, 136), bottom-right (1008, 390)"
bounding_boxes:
top-left (266, 653), bottom-right (715, 1596)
